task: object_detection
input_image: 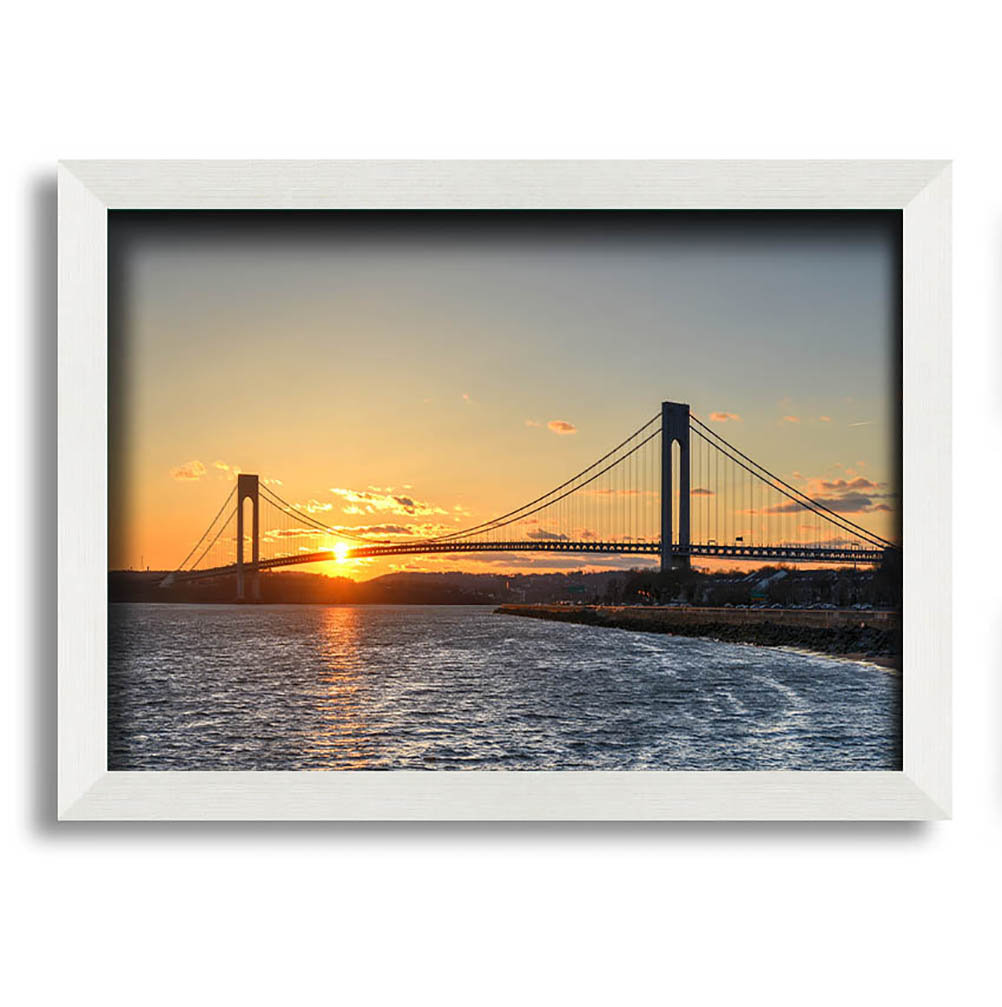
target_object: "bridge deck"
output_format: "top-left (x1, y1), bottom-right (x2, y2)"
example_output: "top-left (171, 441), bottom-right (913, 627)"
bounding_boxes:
top-left (171, 539), bottom-right (890, 583)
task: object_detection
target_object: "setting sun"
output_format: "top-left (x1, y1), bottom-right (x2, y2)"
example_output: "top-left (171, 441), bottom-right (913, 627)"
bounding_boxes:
top-left (331, 540), bottom-right (351, 564)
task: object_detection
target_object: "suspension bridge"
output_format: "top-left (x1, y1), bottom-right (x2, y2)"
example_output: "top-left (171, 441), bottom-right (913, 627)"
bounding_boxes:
top-left (162, 401), bottom-right (897, 600)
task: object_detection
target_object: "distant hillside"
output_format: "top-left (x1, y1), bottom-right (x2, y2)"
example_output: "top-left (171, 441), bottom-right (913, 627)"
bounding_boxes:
top-left (108, 568), bottom-right (627, 605)
top-left (109, 556), bottom-right (900, 609)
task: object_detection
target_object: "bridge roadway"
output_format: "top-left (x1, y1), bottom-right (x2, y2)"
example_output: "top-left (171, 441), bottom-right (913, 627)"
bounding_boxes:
top-left (171, 539), bottom-right (890, 583)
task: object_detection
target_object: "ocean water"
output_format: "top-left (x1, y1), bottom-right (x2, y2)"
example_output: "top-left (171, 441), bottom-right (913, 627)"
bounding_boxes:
top-left (108, 603), bottom-right (901, 771)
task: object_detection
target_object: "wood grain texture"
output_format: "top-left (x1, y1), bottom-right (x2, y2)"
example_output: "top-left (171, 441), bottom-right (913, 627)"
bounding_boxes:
top-left (57, 165), bottom-right (108, 816)
top-left (61, 159), bottom-right (946, 209)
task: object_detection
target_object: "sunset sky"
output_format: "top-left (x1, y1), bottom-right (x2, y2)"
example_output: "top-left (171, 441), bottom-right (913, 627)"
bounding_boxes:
top-left (108, 211), bottom-right (900, 577)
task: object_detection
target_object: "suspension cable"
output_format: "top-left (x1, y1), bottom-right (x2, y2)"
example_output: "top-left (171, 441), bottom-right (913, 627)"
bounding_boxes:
top-left (689, 426), bottom-right (887, 548)
top-left (259, 485), bottom-right (377, 543)
top-left (173, 486), bottom-right (236, 571)
top-left (430, 426), bottom-right (662, 542)
top-left (422, 413), bottom-right (661, 543)
top-left (690, 415), bottom-right (894, 547)
top-left (190, 509), bottom-right (236, 571)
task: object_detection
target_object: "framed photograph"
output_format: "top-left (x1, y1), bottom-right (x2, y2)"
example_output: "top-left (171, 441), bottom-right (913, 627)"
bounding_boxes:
top-left (58, 160), bottom-right (950, 820)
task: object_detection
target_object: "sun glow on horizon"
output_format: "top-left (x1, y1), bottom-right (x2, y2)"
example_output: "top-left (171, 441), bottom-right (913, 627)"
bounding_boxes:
top-left (331, 540), bottom-right (352, 564)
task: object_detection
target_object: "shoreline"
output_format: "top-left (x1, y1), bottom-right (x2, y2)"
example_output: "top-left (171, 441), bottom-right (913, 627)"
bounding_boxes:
top-left (494, 603), bottom-right (901, 666)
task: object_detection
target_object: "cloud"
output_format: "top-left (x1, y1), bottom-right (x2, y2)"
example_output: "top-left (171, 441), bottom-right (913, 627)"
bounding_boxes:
top-left (460, 554), bottom-right (658, 572)
top-left (295, 499), bottom-right (333, 514)
top-left (809, 476), bottom-right (881, 495)
top-left (210, 461), bottom-right (280, 486)
top-left (329, 487), bottom-right (447, 517)
top-left (526, 528), bottom-right (570, 541)
top-left (462, 393), bottom-right (472, 403)
top-left (265, 516), bottom-right (460, 543)
top-left (757, 472), bottom-right (896, 517)
top-left (762, 493), bottom-right (886, 516)
top-left (170, 460), bottom-right (207, 481)
top-left (212, 460), bottom-right (246, 482)
top-left (758, 500), bottom-right (810, 515)
top-left (338, 521), bottom-right (455, 539)
top-left (524, 419), bottom-right (541, 427)
top-left (343, 524), bottom-right (413, 537)
top-left (818, 416), bottom-right (832, 423)
top-left (709, 412), bottom-right (741, 423)
top-left (849, 420), bottom-right (873, 427)
top-left (782, 415), bottom-right (800, 424)
top-left (548, 420), bottom-right (577, 435)
top-left (810, 494), bottom-right (882, 514)
top-left (690, 487), bottom-right (714, 496)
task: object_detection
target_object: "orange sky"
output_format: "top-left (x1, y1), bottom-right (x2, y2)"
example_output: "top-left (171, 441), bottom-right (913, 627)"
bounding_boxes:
top-left (108, 211), bottom-right (900, 578)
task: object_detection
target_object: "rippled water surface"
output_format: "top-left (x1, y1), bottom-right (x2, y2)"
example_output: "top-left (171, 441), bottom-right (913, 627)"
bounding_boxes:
top-left (108, 604), bottom-right (901, 770)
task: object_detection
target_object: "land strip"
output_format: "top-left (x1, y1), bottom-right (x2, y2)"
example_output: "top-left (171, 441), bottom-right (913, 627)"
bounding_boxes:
top-left (495, 604), bottom-right (901, 663)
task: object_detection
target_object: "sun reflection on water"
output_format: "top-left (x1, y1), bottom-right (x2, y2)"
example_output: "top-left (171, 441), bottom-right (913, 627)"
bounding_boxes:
top-left (306, 607), bottom-right (374, 769)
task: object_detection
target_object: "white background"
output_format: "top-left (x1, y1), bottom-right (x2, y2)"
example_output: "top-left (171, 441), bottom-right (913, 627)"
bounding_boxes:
top-left (4, 2), bottom-right (998, 1004)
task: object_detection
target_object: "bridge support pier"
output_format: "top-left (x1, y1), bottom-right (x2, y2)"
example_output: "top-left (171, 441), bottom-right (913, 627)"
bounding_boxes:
top-left (236, 473), bottom-right (261, 602)
top-left (661, 401), bottom-right (691, 573)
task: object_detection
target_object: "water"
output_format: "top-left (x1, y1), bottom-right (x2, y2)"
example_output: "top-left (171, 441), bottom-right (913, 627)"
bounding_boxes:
top-left (108, 604), bottom-right (901, 771)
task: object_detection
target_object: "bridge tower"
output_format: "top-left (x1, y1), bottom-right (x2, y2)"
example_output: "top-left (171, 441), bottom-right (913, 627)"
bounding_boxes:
top-left (236, 473), bottom-right (261, 602)
top-left (660, 401), bottom-right (691, 572)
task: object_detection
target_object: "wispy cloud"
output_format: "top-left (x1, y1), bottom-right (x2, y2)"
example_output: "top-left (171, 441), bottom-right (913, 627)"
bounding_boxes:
top-left (329, 486), bottom-right (447, 517)
top-left (213, 459), bottom-right (264, 483)
top-left (808, 476), bottom-right (882, 495)
top-left (849, 420), bottom-right (873, 427)
top-left (170, 460), bottom-right (206, 481)
top-left (295, 499), bottom-right (333, 514)
top-left (526, 528), bottom-right (569, 541)
top-left (690, 487), bottom-right (714, 496)
top-left (709, 411), bottom-right (741, 423)
top-left (267, 514), bottom-right (457, 541)
top-left (524, 419), bottom-right (541, 427)
top-left (211, 460), bottom-right (282, 486)
top-left (348, 523), bottom-right (416, 536)
top-left (818, 416), bottom-right (832, 423)
top-left (782, 415), bottom-right (800, 424)
top-left (339, 521), bottom-right (455, 539)
top-left (548, 420), bottom-right (577, 435)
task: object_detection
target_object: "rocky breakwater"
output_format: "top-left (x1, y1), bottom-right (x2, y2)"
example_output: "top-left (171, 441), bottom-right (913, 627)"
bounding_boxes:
top-left (494, 604), bottom-right (901, 664)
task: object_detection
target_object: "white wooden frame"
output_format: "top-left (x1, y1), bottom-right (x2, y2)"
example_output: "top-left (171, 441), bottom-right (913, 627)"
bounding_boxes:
top-left (57, 160), bottom-right (951, 820)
